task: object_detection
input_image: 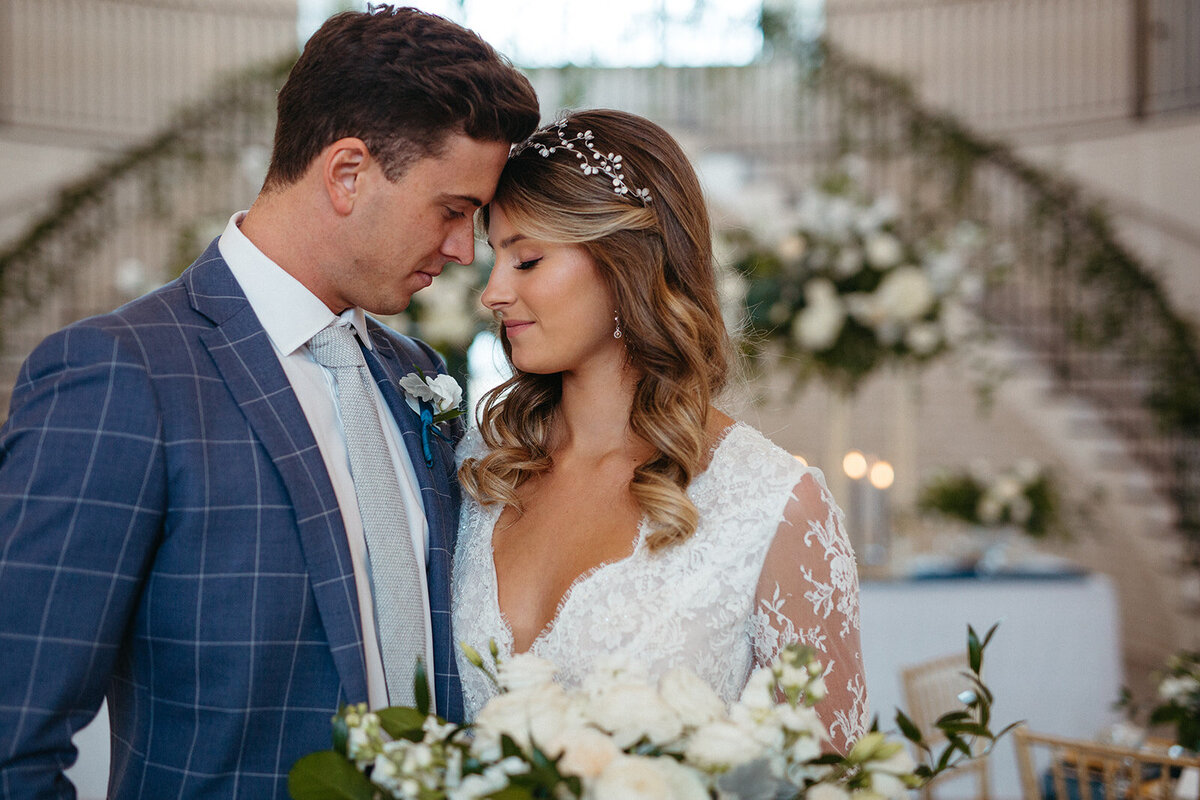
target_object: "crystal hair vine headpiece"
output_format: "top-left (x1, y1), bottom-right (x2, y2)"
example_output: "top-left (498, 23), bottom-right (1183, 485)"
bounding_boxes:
top-left (512, 119), bottom-right (653, 205)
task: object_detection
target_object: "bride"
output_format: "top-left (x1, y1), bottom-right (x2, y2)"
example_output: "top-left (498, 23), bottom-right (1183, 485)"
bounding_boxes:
top-left (452, 109), bottom-right (868, 752)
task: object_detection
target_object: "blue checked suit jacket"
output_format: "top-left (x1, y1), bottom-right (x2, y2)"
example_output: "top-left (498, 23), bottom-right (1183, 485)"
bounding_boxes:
top-left (0, 240), bottom-right (465, 799)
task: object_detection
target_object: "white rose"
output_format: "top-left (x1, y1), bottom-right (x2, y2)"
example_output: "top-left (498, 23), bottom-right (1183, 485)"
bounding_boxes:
top-left (685, 720), bottom-right (765, 770)
top-left (865, 232), bottom-right (903, 269)
top-left (472, 683), bottom-right (572, 756)
top-left (591, 755), bottom-right (707, 800)
top-left (738, 666), bottom-right (777, 712)
top-left (548, 726), bottom-right (620, 779)
top-left (875, 266), bottom-right (934, 322)
top-left (496, 653), bottom-right (558, 692)
top-left (585, 683), bottom-right (683, 748)
top-left (808, 783), bottom-right (853, 800)
top-left (792, 279), bottom-right (846, 352)
top-left (658, 668), bottom-right (728, 728)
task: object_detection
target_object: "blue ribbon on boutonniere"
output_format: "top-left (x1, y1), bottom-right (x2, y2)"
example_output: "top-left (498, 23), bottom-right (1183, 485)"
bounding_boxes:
top-left (398, 370), bottom-right (464, 468)
top-left (419, 405), bottom-right (457, 468)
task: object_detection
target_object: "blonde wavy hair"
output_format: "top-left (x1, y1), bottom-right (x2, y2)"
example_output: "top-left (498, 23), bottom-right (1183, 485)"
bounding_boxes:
top-left (459, 109), bottom-right (732, 550)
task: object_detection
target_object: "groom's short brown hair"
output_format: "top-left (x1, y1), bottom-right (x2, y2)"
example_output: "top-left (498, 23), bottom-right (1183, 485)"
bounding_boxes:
top-left (263, 5), bottom-right (539, 189)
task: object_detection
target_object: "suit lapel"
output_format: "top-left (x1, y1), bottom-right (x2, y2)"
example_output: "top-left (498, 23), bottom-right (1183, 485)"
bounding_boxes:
top-left (185, 245), bottom-right (369, 703)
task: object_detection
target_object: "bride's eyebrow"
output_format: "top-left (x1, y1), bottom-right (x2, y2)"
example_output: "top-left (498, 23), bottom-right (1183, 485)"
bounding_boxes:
top-left (486, 233), bottom-right (527, 251)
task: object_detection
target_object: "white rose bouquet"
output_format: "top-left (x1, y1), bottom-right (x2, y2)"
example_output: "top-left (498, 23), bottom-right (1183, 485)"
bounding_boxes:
top-left (288, 626), bottom-right (1010, 800)
top-left (733, 164), bottom-right (989, 394)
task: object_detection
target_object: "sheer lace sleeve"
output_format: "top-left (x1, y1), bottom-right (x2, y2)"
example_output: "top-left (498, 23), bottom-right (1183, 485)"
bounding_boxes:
top-left (751, 470), bottom-right (868, 753)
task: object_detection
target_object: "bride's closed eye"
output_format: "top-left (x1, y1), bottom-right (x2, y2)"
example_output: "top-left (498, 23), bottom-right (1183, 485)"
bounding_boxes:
top-left (515, 258), bottom-right (542, 271)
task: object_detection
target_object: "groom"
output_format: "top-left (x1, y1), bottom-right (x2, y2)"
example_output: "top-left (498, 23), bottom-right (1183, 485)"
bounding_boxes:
top-left (0, 6), bottom-right (538, 799)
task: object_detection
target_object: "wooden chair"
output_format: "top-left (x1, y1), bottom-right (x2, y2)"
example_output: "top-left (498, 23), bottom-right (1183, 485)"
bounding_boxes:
top-left (1013, 726), bottom-right (1200, 800)
top-left (901, 652), bottom-right (991, 800)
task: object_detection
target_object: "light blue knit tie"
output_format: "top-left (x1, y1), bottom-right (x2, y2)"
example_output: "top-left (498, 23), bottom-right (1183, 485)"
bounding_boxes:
top-left (309, 322), bottom-right (425, 706)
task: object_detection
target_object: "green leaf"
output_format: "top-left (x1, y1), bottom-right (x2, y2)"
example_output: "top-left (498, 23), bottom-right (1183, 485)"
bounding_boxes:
top-left (331, 712), bottom-right (349, 757)
top-left (485, 786), bottom-right (535, 800)
top-left (287, 751), bottom-right (376, 800)
top-left (432, 408), bottom-right (464, 424)
top-left (895, 709), bottom-right (924, 745)
top-left (967, 626), bottom-right (982, 674)
top-left (377, 706), bottom-right (428, 742)
top-left (414, 659), bottom-right (431, 717)
top-left (935, 710), bottom-right (971, 725)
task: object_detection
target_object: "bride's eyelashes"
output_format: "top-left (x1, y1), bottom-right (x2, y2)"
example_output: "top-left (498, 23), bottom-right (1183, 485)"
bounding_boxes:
top-left (515, 258), bottom-right (542, 271)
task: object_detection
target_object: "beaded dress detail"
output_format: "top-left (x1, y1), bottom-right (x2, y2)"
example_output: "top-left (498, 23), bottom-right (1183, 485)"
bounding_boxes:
top-left (452, 422), bottom-right (868, 752)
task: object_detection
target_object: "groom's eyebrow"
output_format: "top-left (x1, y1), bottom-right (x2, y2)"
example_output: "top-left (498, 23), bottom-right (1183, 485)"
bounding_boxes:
top-left (441, 192), bottom-right (485, 207)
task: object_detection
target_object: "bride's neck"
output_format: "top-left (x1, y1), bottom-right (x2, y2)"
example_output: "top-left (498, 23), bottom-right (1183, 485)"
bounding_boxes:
top-left (555, 360), bottom-right (641, 459)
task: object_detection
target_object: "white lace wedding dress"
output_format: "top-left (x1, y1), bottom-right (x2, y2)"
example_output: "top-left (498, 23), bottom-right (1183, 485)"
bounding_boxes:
top-left (452, 422), bottom-right (869, 752)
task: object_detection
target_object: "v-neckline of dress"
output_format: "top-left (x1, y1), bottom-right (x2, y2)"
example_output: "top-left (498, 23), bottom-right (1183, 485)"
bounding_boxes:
top-left (485, 422), bottom-right (744, 656)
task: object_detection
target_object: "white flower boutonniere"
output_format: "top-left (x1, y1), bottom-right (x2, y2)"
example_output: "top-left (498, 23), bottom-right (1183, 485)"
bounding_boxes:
top-left (397, 370), bottom-right (464, 467)
top-left (398, 371), bottom-right (463, 417)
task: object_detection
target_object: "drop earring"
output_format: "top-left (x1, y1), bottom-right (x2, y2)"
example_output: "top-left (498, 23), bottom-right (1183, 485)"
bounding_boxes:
top-left (613, 311), bottom-right (622, 339)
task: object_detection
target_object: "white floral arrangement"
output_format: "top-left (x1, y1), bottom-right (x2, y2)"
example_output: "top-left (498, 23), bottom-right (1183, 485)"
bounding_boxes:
top-left (289, 628), bottom-right (1006, 800)
top-left (1122, 650), bottom-right (1200, 753)
top-left (917, 460), bottom-right (1059, 538)
top-left (732, 164), bottom-right (994, 394)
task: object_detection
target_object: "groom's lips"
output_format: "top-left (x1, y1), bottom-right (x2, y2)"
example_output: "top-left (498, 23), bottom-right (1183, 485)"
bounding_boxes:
top-left (414, 267), bottom-right (442, 287)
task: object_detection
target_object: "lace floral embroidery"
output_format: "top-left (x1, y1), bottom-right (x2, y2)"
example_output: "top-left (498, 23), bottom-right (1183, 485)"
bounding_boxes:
top-left (452, 423), bottom-right (869, 752)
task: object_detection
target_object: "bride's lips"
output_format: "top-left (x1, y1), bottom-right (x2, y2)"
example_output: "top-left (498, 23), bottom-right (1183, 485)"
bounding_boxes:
top-left (503, 320), bottom-right (534, 337)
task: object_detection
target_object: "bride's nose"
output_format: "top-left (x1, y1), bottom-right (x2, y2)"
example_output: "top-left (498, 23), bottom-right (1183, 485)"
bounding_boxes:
top-left (480, 268), bottom-right (512, 312)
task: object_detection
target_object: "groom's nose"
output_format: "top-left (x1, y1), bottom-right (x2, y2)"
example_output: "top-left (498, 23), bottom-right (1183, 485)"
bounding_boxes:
top-left (440, 219), bottom-right (475, 265)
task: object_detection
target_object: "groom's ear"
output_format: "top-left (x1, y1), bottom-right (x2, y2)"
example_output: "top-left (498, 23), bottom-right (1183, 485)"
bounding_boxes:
top-left (322, 137), bottom-right (369, 216)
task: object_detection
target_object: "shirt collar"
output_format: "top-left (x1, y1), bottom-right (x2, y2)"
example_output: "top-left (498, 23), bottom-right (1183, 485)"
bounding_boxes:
top-left (217, 211), bottom-right (372, 355)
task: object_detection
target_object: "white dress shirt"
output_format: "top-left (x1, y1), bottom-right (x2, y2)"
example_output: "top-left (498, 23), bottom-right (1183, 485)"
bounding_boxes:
top-left (218, 212), bottom-right (434, 712)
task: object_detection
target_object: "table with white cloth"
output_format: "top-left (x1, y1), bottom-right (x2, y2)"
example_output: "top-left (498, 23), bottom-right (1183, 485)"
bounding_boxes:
top-left (860, 570), bottom-right (1123, 799)
top-left (67, 570), bottom-right (1122, 800)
